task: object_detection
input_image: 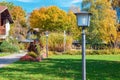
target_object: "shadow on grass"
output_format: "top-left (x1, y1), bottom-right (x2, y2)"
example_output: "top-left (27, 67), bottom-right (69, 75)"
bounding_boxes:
top-left (0, 58), bottom-right (120, 80)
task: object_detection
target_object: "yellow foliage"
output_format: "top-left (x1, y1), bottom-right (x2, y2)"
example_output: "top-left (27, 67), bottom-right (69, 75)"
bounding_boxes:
top-left (29, 5), bottom-right (80, 39)
top-left (10, 6), bottom-right (26, 23)
top-left (87, 0), bottom-right (117, 44)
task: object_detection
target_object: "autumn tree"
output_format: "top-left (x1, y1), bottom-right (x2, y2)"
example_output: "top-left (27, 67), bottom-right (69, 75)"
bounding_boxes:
top-left (10, 6), bottom-right (27, 39)
top-left (111, 0), bottom-right (120, 9)
top-left (111, 0), bottom-right (120, 48)
top-left (0, 0), bottom-right (14, 10)
top-left (29, 6), bottom-right (81, 39)
top-left (10, 6), bottom-right (26, 27)
top-left (82, 0), bottom-right (117, 48)
top-left (67, 11), bottom-right (81, 39)
top-left (29, 6), bottom-right (77, 33)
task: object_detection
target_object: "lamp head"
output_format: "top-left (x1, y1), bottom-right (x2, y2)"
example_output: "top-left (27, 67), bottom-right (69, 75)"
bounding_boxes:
top-left (74, 11), bottom-right (92, 27)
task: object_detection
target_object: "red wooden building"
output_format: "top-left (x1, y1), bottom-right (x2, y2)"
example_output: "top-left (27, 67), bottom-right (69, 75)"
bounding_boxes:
top-left (0, 6), bottom-right (13, 39)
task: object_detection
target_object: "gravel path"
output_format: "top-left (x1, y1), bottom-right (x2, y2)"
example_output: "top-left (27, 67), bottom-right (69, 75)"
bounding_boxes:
top-left (0, 52), bottom-right (26, 68)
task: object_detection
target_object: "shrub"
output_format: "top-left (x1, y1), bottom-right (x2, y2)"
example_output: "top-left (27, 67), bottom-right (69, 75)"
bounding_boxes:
top-left (61, 49), bottom-right (120, 55)
top-left (27, 40), bottom-right (42, 55)
top-left (41, 53), bottom-right (47, 58)
top-left (91, 50), bottom-right (112, 55)
top-left (20, 54), bottom-right (42, 62)
top-left (0, 41), bottom-right (19, 53)
top-left (22, 40), bottom-right (44, 62)
top-left (36, 56), bottom-right (42, 62)
top-left (28, 51), bottom-right (38, 58)
top-left (20, 54), bottom-right (35, 61)
top-left (36, 44), bottom-right (41, 55)
top-left (28, 42), bottom-right (37, 53)
top-left (63, 50), bottom-right (81, 55)
top-left (87, 49), bottom-right (120, 55)
top-left (109, 49), bottom-right (120, 54)
top-left (63, 50), bottom-right (93, 55)
top-left (40, 32), bottom-right (73, 52)
top-left (18, 43), bottom-right (25, 50)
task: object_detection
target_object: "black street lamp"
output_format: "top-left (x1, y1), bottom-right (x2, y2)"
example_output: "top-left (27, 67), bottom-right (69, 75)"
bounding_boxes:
top-left (74, 11), bottom-right (92, 80)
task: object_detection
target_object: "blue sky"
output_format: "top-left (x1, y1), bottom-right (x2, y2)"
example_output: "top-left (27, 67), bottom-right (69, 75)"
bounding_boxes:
top-left (5, 0), bottom-right (82, 13)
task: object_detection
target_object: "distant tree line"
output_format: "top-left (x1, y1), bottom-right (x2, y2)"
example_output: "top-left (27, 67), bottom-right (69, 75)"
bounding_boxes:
top-left (1, 0), bottom-right (120, 49)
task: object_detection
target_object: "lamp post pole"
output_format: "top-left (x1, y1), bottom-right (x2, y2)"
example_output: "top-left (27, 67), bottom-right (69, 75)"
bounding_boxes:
top-left (46, 31), bottom-right (48, 58)
top-left (82, 27), bottom-right (86, 80)
top-left (74, 11), bottom-right (92, 80)
top-left (64, 30), bottom-right (66, 52)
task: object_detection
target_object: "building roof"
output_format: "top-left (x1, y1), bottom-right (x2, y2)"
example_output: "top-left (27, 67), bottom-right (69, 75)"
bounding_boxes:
top-left (0, 6), bottom-right (7, 13)
top-left (0, 6), bottom-right (13, 23)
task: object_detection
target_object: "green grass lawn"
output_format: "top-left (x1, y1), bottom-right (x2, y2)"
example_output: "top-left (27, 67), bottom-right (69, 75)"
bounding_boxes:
top-left (0, 55), bottom-right (120, 80)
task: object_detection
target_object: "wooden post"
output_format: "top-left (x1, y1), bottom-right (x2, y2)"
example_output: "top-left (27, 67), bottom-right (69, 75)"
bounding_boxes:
top-left (0, 14), bottom-right (1, 26)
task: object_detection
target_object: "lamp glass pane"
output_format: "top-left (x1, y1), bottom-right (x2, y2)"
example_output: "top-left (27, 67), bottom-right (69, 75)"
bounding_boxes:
top-left (87, 15), bottom-right (90, 27)
top-left (77, 14), bottom-right (89, 27)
